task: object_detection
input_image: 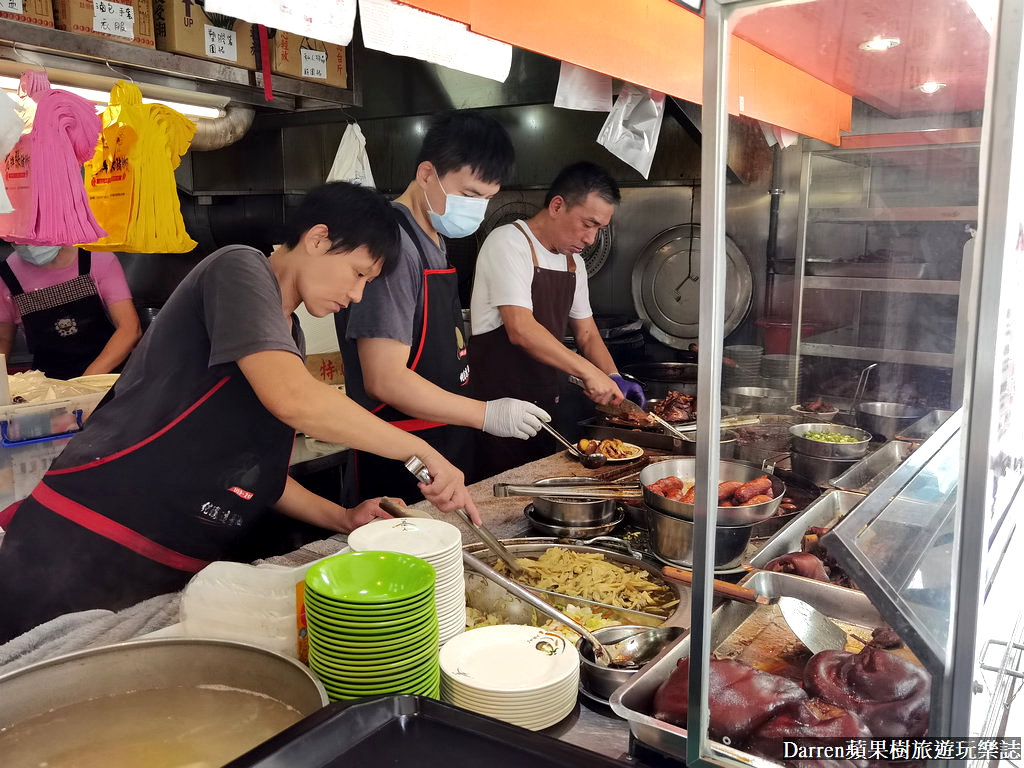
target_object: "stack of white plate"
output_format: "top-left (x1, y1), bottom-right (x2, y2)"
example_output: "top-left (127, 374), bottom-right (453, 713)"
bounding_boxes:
top-left (440, 625), bottom-right (580, 730)
top-left (347, 518), bottom-right (466, 645)
top-left (723, 344), bottom-right (764, 388)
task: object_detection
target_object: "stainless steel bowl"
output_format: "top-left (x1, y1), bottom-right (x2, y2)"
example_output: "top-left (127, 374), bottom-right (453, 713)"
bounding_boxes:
top-left (576, 625), bottom-right (686, 701)
top-left (531, 476), bottom-right (618, 525)
top-left (724, 386), bottom-right (790, 413)
top-left (856, 402), bottom-right (930, 440)
top-left (620, 362), bottom-right (698, 399)
top-left (678, 430), bottom-right (738, 459)
top-left (789, 423), bottom-right (872, 459)
top-left (646, 507), bottom-right (754, 569)
top-left (789, 450), bottom-right (860, 488)
top-left (789, 404), bottom-right (839, 423)
top-left (0, 638), bottom-right (327, 734)
top-left (639, 457), bottom-right (786, 526)
top-left (525, 506), bottom-right (624, 538)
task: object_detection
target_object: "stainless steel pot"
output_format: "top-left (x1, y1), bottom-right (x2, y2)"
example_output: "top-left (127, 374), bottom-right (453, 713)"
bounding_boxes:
top-left (678, 430), bottom-right (738, 459)
top-left (576, 625), bottom-right (686, 701)
top-left (789, 450), bottom-right (860, 488)
top-left (855, 402), bottom-right (930, 440)
top-left (0, 638), bottom-right (327, 733)
top-left (646, 507), bottom-right (754, 569)
top-left (531, 476), bottom-right (617, 525)
top-left (724, 386), bottom-right (790, 413)
top-left (620, 362), bottom-right (698, 399)
top-left (639, 457), bottom-right (785, 526)
top-left (789, 423), bottom-right (871, 459)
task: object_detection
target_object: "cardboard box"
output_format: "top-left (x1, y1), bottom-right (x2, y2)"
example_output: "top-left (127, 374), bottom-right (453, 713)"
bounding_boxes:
top-left (305, 352), bottom-right (344, 387)
top-left (153, 0), bottom-right (258, 69)
top-left (54, 0), bottom-right (156, 48)
top-left (272, 31), bottom-right (347, 88)
top-left (0, 0), bottom-right (54, 29)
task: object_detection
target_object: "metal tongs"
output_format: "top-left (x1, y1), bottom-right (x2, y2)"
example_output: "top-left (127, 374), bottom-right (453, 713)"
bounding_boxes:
top-left (405, 456), bottom-right (524, 577)
top-left (494, 480), bottom-right (643, 500)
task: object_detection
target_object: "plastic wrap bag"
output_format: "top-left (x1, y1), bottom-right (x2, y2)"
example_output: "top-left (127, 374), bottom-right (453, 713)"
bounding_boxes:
top-left (326, 123), bottom-right (375, 187)
top-left (554, 61), bottom-right (613, 112)
top-left (0, 93), bottom-right (26, 215)
top-left (596, 83), bottom-right (666, 179)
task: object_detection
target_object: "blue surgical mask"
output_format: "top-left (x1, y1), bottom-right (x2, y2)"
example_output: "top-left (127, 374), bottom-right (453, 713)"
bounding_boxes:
top-left (425, 171), bottom-right (489, 239)
top-left (13, 244), bottom-right (61, 266)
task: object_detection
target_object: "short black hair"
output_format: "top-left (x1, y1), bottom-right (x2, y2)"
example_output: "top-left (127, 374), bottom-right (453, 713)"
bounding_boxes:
top-left (282, 182), bottom-right (400, 276)
top-left (416, 111), bottom-right (515, 186)
top-left (544, 162), bottom-right (621, 208)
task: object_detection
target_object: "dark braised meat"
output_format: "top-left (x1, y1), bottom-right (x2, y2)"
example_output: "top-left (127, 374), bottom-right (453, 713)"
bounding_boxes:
top-left (653, 657), bottom-right (807, 743)
top-left (747, 699), bottom-right (872, 764)
top-left (651, 390), bottom-right (695, 422)
top-left (798, 397), bottom-right (835, 413)
top-left (803, 647), bottom-right (930, 738)
top-left (802, 527), bottom-right (857, 589)
top-left (764, 552), bottom-right (830, 582)
top-left (866, 626), bottom-right (903, 650)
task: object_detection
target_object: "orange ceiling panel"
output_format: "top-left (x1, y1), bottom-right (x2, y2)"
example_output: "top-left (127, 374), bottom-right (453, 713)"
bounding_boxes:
top-left (395, 0), bottom-right (852, 145)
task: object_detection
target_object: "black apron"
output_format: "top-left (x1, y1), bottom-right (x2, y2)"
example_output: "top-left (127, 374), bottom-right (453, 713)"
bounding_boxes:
top-left (0, 249), bottom-right (118, 380)
top-left (471, 222), bottom-right (577, 477)
top-left (351, 213), bottom-right (473, 502)
top-left (0, 367), bottom-right (297, 642)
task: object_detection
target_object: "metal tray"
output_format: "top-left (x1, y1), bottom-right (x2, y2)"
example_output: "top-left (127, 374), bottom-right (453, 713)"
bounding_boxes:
top-left (829, 440), bottom-right (915, 493)
top-left (226, 695), bottom-right (633, 768)
top-left (749, 490), bottom-right (864, 568)
top-left (609, 571), bottom-right (888, 764)
top-left (806, 259), bottom-right (927, 278)
top-left (895, 409), bottom-right (955, 443)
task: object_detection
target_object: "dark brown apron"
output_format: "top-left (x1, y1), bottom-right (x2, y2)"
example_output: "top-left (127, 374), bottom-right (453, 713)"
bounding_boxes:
top-left (470, 222), bottom-right (576, 477)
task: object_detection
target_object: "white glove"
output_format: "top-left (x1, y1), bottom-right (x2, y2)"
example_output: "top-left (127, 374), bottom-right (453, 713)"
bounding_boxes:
top-left (483, 398), bottom-right (551, 439)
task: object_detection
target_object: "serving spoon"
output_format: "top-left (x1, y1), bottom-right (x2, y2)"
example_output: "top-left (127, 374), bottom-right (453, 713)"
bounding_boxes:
top-left (538, 421), bottom-right (607, 469)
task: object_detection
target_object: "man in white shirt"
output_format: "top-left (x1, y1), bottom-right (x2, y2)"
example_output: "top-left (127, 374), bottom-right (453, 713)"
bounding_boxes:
top-left (469, 162), bottom-right (644, 473)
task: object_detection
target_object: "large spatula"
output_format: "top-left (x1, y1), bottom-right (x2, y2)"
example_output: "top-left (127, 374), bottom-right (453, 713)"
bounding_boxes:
top-left (662, 566), bottom-right (848, 654)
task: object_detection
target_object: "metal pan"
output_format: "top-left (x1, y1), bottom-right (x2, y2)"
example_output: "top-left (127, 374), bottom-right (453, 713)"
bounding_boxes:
top-left (789, 423), bottom-right (872, 459)
top-left (639, 457), bottom-right (786, 526)
top-left (530, 477), bottom-right (618, 525)
top-left (855, 401), bottom-right (929, 440)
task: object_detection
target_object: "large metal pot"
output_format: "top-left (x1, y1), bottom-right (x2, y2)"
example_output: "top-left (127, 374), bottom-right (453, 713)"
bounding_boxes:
top-left (789, 423), bottom-right (871, 459)
top-left (855, 402), bottom-right (929, 440)
top-left (620, 362), bottom-right (698, 399)
top-left (678, 429), bottom-right (738, 459)
top-left (0, 639), bottom-right (327, 758)
top-left (790, 450), bottom-right (860, 488)
top-left (639, 457), bottom-right (786, 526)
top-left (724, 386), bottom-right (790, 413)
top-left (646, 507), bottom-right (754, 569)
top-left (531, 477), bottom-right (618, 525)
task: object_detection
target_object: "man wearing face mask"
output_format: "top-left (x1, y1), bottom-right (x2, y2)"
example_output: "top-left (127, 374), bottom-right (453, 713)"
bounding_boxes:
top-left (336, 111), bottom-right (549, 501)
top-left (0, 243), bottom-right (141, 379)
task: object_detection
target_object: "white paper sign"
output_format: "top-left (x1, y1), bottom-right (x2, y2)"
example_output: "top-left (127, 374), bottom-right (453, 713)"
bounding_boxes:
top-left (358, 0), bottom-right (512, 83)
top-left (93, 0), bottom-right (134, 39)
top-left (204, 24), bottom-right (238, 63)
top-left (204, 0), bottom-right (357, 47)
top-left (3, 0), bottom-right (25, 16)
top-left (301, 48), bottom-right (328, 80)
top-left (554, 62), bottom-right (613, 112)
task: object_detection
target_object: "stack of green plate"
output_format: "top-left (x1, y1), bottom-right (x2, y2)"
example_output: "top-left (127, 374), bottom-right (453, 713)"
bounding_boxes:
top-left (304, 551), bottom-right (440, 701)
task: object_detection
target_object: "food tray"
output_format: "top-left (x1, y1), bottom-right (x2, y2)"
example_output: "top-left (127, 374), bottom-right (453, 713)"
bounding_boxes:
top-left (610, 571), bottom-right (896, 765)
top-left (829, 440), bottom-right (915, 493)
top-left (748, 490), bottom-right (864, 569)
top-left (895, 409), bottom-right (955, 444)
top-left (226, 695), bottom-right (633, 768)
top-left (805, 260), bottom-right (927, 278)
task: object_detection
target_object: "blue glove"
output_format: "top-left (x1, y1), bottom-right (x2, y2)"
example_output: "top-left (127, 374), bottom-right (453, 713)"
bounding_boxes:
top-left (610, 373), bottom-right (646, 408)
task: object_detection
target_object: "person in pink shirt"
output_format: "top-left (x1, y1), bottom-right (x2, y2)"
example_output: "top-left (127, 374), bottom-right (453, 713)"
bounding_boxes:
top-left (0, 244), bottom-right (142, 379)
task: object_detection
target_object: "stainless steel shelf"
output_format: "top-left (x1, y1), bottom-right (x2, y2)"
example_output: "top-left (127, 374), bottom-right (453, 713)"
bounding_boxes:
top-left (808, 206), bottom-right (978, 222)
top-left (803, 276), bottom-right (961, 295)
top-left (801, 326), bottom-right (955, 367)
top-left (0, 19), bottom-right (359, 110)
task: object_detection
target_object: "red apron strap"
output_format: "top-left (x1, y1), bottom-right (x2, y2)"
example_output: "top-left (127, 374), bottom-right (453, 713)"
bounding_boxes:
top-left (0, 500), bottom-right (21, 529)
top-left (32, 482), bottom-right (211, 573)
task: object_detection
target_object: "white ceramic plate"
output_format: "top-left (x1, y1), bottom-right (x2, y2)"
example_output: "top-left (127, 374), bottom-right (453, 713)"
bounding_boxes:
top-left (439, 626), bottom-right (579, 693)
top-left (605, 442), bottom-right (644, 462)
top-left (347, 518), bottom-right (462, 559)
top-left (441, 674), bottom-right (578, 703)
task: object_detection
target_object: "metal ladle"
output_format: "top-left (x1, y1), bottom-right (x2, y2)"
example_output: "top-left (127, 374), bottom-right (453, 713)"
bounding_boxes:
top-left (538, 421), bottom-right (607, 469)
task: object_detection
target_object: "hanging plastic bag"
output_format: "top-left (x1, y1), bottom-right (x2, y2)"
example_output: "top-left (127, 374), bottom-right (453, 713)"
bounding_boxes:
top-left (0, 72), bottom-right (105, 246)
top-left (554, 62), bottom-right (613, 112)
top-left (596, 83), bottom-right (666, 180)
top-left (81, 81), bottom-right (197, 253)
top-left (0, 93), bottom-right (26, 215)
top-left (326, 123), bottom-right (375, 188)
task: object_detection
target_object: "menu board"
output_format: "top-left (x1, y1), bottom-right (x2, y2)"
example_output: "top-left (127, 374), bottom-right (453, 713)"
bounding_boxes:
top-left (204, 0), bottom-right (357, 46)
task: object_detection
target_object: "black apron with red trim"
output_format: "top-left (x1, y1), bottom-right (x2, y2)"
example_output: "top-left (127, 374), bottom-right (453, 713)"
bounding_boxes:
top-left (0, 249), bottom-right (117, 380)
top-left (351, 212), bottom-right (473, 502)
top-left (471, 222), bottom-right (577, 477)
top-left (0, 370), bottom-right (296, 642)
